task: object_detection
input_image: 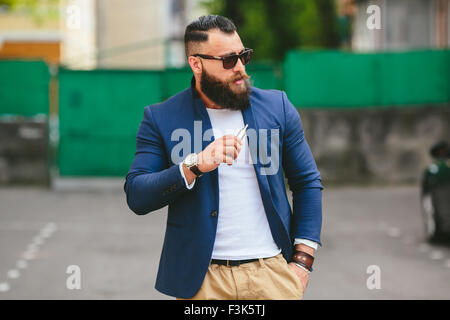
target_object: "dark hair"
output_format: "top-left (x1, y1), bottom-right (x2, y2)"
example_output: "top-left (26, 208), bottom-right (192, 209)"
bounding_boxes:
top-left (430, 141), bottom-right (449, 159)
top-left (184, 15), bottom-right (237, 57)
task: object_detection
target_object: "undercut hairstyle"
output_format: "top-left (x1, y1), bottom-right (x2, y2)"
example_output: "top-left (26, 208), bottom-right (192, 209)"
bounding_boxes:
top-left (184, 15), bottom-right (237, 58)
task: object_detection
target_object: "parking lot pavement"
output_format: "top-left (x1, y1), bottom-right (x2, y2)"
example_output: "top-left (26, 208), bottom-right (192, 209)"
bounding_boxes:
top-left (0, 184), bottom-right (449, 299)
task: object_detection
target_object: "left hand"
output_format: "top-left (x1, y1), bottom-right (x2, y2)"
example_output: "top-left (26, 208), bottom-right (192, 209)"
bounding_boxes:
top-left (288, 262), bottom-right (309, 292)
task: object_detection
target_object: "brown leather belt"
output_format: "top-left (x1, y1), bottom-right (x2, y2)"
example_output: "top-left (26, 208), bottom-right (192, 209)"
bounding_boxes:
top-left (211, 258), bottom-right (259, 267)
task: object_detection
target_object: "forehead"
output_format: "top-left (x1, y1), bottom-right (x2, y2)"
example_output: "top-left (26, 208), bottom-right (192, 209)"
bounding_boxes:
top-left (203, 30), bottom-right (244, 55)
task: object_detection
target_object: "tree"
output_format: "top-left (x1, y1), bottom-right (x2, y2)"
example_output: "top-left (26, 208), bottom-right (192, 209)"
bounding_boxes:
top-left (0, 0), bottom-right (59, 25)
top-left (201, 0), bottom-right (340, 61)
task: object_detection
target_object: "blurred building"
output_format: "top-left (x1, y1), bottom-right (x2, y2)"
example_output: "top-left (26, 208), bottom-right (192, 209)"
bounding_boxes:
top-left (0, 31), bottom-right (61, 64)
top-left (0, 0), bottom-right (204, 69)
top-left (62, 0), bottom-right (205, 69)
top-left (352, 0), bottom-right (450, 51)
top-left (0, 3), bottom-right (61, 64)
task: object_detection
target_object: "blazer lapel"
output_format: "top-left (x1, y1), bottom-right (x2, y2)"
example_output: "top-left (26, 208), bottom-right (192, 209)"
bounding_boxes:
top-left (241, 103), bottom-right (276, 214)
top-left (191, 93), bottom-right (220, 204)
top-left (242, 101), bottom-right (291, 253)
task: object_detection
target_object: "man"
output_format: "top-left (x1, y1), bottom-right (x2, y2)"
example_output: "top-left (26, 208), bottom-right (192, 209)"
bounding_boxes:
top-left (124, 15), bottom-right (323, 300)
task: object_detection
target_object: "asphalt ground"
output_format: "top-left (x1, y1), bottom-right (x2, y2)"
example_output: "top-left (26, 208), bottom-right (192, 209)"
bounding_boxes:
top-left (0, 183), bottom-right (449, 299)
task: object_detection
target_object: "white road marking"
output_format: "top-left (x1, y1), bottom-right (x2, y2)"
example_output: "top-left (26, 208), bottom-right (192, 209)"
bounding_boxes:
top-left (27, 243), bottom-right (39, 252)
top-left (7, 269), bottom-right (20, 279)
top-left (22, 251), bottom-right (36, 261)
top-left (430, 250), bottom-right (444, 260)
top-left (0, 222), bottom-right (57, 293)
top-left (388, 228), bottom-right (449, 267)
top-left (40, 223), bottom-right (57, 238)
top-left (16, 260), bottom-right (28, 269)
top-left (31, 236), bottom-right (44, 246)
top-left (0, 282), bottom-right (10, 292)
top-left (40, 231), bottom-right (52, 238)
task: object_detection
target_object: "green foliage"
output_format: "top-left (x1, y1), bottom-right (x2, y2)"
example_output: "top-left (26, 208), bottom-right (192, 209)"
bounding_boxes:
top-left (0, 0), bottom-right (14, 6)
top-left (201, 0), bottom-right (340, 61)
top-left (0, 0), bottom-right (60, 26)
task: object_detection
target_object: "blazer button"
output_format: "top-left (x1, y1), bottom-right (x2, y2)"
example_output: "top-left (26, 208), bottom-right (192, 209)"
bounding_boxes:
top-left (210, 210), bottom-right (218, 217)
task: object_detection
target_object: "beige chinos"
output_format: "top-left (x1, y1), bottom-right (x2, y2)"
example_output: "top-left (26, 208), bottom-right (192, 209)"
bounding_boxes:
top-left (177, 253), bottom-right (304, 300)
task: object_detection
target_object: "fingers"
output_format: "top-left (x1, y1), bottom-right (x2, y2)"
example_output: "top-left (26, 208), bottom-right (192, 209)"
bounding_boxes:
top-left (222, 154), bottom-right (235, 166)
top-left (215, 146), bottom-right (237, 165)
top-left (200, 135), bottom-right (244, 168)
top-left (219, 135), bottom-right (243, 165)
top-left (222, 134), bottom-right (242, 150)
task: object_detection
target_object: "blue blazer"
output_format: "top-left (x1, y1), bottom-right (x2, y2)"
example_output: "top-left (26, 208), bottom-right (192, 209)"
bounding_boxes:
top-left (124, 82), bottom-right (323, 298)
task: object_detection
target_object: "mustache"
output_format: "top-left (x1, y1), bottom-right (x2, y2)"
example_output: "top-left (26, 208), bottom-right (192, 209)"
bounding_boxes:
top-left (230, 74), bottom-right (251, 82)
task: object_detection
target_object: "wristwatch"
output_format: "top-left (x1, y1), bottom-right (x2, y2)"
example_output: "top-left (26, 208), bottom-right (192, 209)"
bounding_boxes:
top-left (183, 153), bottom-right (204, 177)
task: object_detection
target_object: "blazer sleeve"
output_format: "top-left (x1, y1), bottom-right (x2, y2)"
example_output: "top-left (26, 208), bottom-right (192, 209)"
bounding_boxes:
top-left (124, 106), bottom-right (193, 215)
top-left (281, 91), bottom-right (324, 246)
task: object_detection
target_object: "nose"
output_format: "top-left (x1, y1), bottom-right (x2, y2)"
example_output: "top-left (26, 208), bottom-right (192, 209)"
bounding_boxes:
top-left (232, 56), bottom-right (246, 73)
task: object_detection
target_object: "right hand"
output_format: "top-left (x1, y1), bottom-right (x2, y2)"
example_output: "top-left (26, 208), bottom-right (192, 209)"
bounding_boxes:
top-left (197, 134), bottom-right (243, 173)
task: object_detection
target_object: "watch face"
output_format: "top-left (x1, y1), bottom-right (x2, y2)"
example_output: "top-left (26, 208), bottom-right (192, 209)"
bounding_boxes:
top-left (184, 153), bottom-right (197, 167)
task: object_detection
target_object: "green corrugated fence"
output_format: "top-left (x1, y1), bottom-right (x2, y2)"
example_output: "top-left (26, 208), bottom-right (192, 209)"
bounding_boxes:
top-left (58, 68), bottom-right (162, 176)
top-left (1, 50), bottom-right (449, 176)
top-left (57, 64), bottom-right (281, 175)
top-left (0, 60), bottom-right (50, 116)
top-left (283, 50), bottom-right (450, 107)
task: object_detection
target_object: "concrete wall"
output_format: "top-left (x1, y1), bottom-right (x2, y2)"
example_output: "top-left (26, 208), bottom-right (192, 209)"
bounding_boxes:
top-left (300, 105), bottom-right (450, 185)
top-left (0, 118), bottom-right (49, 186)
top-left (1, 107), bottom-right (449, 186)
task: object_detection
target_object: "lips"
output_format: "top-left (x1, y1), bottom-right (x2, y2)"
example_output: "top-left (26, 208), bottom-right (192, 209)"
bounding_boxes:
top-left (234, 79), bottom-right (244, 85)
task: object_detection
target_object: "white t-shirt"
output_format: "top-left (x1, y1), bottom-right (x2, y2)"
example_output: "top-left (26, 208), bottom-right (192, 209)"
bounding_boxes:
top-left (205, 108), bottom-right (281, 260)
top-left (179, 108), bottom-right (318, 259)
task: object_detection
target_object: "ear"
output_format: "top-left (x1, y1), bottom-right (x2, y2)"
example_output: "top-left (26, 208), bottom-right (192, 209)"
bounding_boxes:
top-left (188, 56), bottom-right (202, 76)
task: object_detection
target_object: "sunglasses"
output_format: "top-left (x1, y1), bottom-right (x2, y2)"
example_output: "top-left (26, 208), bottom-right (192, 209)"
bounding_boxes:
top-left (192, 48), bottom-right (253, 69)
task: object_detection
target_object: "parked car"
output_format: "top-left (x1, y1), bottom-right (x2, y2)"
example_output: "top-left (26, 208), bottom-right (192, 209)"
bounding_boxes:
top-left (421, 141), bottom-right (450, 242)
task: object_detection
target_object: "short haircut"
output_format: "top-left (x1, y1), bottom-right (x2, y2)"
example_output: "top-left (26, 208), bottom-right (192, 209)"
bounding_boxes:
top-left (184, 15), bottom-right (237, 57)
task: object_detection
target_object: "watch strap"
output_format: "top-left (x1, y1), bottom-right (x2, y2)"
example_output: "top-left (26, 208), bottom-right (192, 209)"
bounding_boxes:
top-left (189, 164), bottom-right (204, 177)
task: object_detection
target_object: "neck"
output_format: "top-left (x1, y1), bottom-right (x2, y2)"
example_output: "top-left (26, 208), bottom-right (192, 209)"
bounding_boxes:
top-left (195, 81), bottom-right (224, 110)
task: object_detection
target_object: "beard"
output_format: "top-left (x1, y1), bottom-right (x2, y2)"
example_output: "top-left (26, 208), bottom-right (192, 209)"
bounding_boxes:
top-left (200, 69), bottom-right (251, 111)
